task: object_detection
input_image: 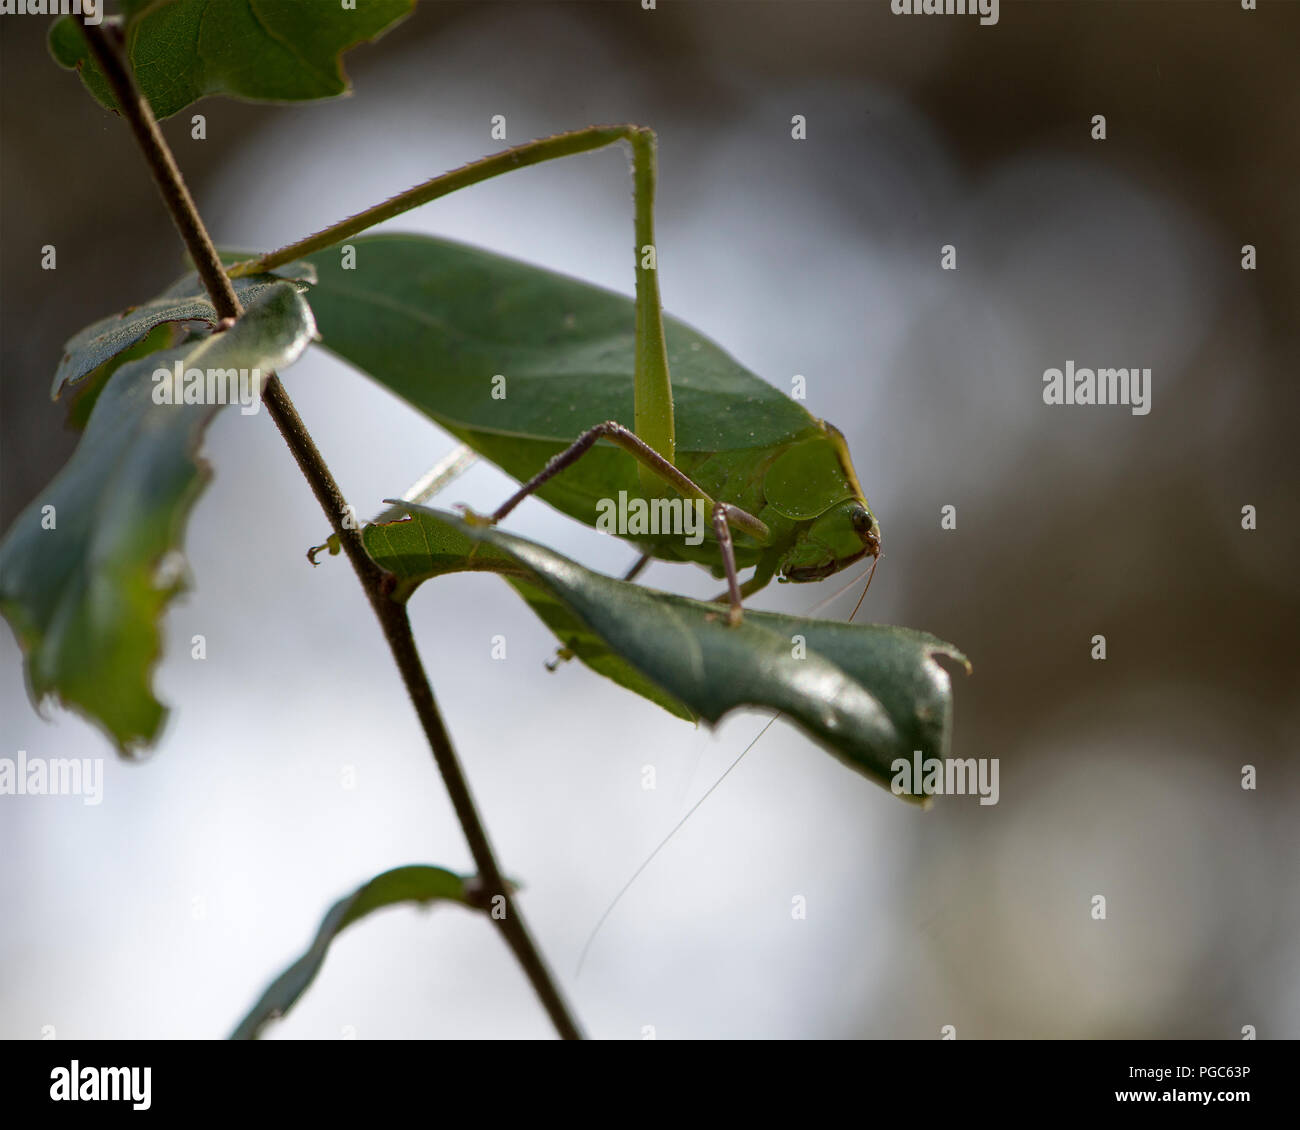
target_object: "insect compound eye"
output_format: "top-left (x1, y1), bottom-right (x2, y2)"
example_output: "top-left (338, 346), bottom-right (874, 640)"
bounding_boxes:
top-left (850, 506), bottom-right (873, 535)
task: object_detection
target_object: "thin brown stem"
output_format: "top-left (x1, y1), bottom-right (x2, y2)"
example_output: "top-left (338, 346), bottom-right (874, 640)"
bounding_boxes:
top-left (78, 22), bottom-right (581, 1040)
top-left (79, 23), bottom-right (240, 320)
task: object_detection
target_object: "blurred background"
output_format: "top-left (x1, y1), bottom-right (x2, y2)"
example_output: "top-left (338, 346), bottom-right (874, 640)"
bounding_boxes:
top-left (2, 0), bottom-right (1297, 1039)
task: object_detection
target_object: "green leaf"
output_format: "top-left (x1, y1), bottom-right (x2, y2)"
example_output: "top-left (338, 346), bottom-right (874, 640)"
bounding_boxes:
top-left (363, 510), bottom-right (695, 721)
top-left (371, 506), bottom-right (969, 795)
top-left (231, 865), bottom-right (473, 1041)
top-left (302, 233), bottom-right (813, 454)
top-left (52, 263), bottom-right (316, 402)
top-left (299, 233), bottom-right (824, 544)
top-left (50, 0), bottom-right (414, 120)
top-left (62, 320), bottom-right (180, 432)
top-left (0, 283), bottom-right (316, 752)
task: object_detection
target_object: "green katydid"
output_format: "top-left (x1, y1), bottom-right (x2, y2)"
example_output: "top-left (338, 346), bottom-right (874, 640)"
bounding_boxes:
top-left (229, 125), bottom-right (882, 620)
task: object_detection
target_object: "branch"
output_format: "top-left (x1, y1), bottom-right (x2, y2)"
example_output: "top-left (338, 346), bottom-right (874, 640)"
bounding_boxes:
top-left (78, 22), bottom-right (582, 1041)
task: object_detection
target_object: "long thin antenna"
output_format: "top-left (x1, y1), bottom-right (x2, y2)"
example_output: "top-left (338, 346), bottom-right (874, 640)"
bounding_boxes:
top-left (575, 713), bottom-right (781, 977)
top-left (848, 552), bottom-right (881, 624)
top-left (575, 553), bottom-right (880, 976)
top-left (671, 559), bottom-right (873, 807)
top-left (808, 561), bottom-right (873, 618)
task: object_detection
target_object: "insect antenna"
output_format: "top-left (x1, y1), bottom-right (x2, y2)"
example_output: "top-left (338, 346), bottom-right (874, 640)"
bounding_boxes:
top-left (575, 712), bottom-right (780, 977)
top-left (575, 555), bottom-right (882, 976)
top-left (848, 551), bottom-right (881, 624)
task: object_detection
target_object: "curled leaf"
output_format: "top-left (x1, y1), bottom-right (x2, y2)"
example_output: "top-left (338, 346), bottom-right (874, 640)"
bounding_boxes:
top-left (231, 865), bottom-right (472, 1041)
top-left (370, 506), bottom-right (969, 796)
top-left (0, 283), bottom-right (316, 752)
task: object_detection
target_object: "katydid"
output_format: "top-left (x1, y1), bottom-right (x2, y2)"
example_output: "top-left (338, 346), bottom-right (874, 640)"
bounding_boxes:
top-left (229, 126), bottom-right (882, 621)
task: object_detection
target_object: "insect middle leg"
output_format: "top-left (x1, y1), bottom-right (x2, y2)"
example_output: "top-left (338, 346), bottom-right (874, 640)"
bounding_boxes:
top-left (482, 420), bottom-right (770, 625)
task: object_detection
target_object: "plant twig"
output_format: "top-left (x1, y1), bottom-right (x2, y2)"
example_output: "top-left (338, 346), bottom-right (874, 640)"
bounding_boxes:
top-left (79, 23), bottom-right (241, 320)
top-left (78, 22), bottom-right (582, 1041)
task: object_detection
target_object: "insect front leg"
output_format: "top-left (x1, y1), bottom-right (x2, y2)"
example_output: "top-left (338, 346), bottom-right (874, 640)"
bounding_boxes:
top-left (712, 550), bottom-right (779, 609)
top-left (711, 504), bottom-right (745, 627)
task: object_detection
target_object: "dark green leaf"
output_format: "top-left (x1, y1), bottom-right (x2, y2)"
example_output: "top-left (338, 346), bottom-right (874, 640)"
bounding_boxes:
top-left (62, 321), bottom-right (180, 431)
top-left (302, 233), bottom-right (813, 454)
top-left (0, 283), bottom-right (315, 752)
top-left (231, 865), bottom-right (472, 1041)
top-left (50, 0), bottom-right (413, 120)
top-left (363, 510), bottom-right (694, 720)
top-left (371, 506), bottom-right (969, 795)
top-left (52, 264), bottom-right (316, 401)
top-left (300, 233), bottom-right (823, 541)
